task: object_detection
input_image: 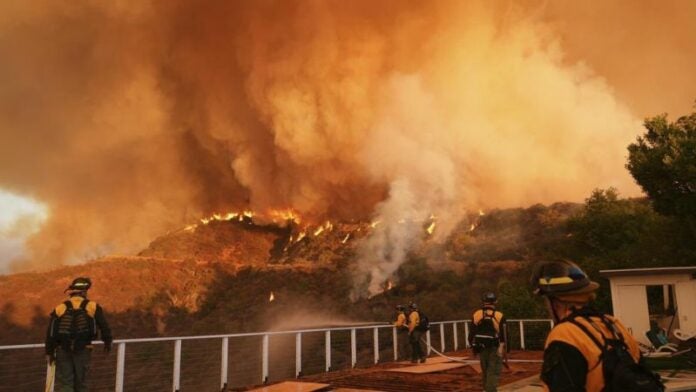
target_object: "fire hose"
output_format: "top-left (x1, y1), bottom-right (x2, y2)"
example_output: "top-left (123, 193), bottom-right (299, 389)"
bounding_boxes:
top-left (419, 337), bottom-right (542, 364)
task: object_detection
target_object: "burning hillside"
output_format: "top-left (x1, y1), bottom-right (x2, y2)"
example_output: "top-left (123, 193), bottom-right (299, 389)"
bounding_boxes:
top-left (0, 202), bottom-right (579, 344)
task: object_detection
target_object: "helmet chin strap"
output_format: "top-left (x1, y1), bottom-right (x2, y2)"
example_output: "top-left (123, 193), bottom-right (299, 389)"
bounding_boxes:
top-left (548, 297), bottom-right (564, 323)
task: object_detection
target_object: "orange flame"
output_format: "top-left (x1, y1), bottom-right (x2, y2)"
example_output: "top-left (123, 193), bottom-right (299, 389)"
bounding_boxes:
top-left (296, 231), bottom-right (306, 242)
top-left (342, 233), bottom-right (350, 243)
top-left (386, 280), bottom-right (394, 290)
top-left (469, 223), bottom-right (476, 231)
top-left (370, 220), bottom-right (381, 228)
top-left (426, 221), bottom-right (436, 235)
top-left (269, 291), bottom-right (275, 302)
top-left (268, 208), bottom-right (300, 223)
top-left (478, 209), bottom-right (485, 216)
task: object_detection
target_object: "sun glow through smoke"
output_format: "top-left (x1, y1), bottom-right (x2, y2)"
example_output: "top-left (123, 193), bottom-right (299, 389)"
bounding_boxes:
top-left (0, 190), bottom-right (48, 273)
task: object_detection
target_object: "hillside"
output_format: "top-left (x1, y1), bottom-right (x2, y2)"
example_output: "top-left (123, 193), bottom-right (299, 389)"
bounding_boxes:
top-left (0, 202), bottom-right (585, 344)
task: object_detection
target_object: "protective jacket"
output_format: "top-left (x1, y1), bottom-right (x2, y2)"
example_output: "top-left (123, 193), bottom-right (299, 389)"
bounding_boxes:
top-left (394, 312), bottom-right (407, 329)
top-left (470, 306), bottom-right (507, 348)
top-left (45, 295), bottom-right (112, 354)
top-left (542, 308), bottom-right (640, 392)
top-left (408, 311), bottom-right (420, 333)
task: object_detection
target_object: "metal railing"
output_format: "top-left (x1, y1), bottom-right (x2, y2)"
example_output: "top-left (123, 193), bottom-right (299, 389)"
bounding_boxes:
top-left (0, 318), bottom-right (552, 392)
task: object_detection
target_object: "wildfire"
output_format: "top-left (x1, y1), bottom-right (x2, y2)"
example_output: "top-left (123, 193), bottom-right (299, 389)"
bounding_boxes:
top-left (200, 211), bottom-right (241, 225)
top-left (469, 223), bottom-right (477, 231)
top-left (268, 208), bottom-right (300, 224)
top-left (426, 221), bottom-right (436, 235)
top-left (183, 224), bottom-right (197, 232)
top-left (386, 280), bottom-right (394, 291)
top-left (342, 233), bottom-right (350, 243)
top-left (478, 209), bottom-right (485, 216)
top-left (370, 220), bottom-right (381, 228)
top-left (313, 221), bottom-right (333, 236)
top-left (269, 291), bottom-right (275, 302)
top-left (296, 231), bottom-right (307, 242)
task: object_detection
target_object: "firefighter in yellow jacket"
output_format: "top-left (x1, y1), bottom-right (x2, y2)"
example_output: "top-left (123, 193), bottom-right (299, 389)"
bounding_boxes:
top-left (470, 292), bottom-right (508, 392)
top-left (532, 260), bottom-right (663, 392)
top-left (393, 305), bottom-right (409, 360)
top-left (46, 277), bottom-right (112, 392)
top-left (407, 303), bottom-right (427, 363)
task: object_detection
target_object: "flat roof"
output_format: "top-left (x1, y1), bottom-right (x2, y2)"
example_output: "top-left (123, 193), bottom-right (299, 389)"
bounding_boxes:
top-left (600, 266), bottom-right (696, 278)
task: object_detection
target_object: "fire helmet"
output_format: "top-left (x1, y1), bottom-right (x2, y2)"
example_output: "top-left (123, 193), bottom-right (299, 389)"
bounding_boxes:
top-left (66, 277), bottom-right (92, 293)
top-left (531, 260), bottom-right (598, 297)
top-left (409, 302), bottom-right (418, 310)
top-left (395, 305), bottom-right (406, 311)
top-left (482, 292), bottom-right (497, 304)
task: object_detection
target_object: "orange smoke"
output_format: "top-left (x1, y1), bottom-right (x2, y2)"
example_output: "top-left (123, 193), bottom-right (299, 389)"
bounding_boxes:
top-left (0, 0), bottom-right (694, 272)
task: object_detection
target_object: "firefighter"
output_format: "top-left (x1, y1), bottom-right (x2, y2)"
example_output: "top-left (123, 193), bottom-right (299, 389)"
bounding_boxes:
top-left (407, 303), bottom-right (427, 363)
top-left (45, 277), bottom-right (112, 392)
top-left (532, 260), bottom-right (663, 392)
top-left (393, 305), bottom-right (410, 360)
top-left (469, 292), bottom-right (508, 392)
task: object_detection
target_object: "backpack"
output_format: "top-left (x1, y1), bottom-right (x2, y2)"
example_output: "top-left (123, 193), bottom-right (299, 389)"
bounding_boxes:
top-left (472, 308), bottom-right (500, 348)
top-left (416, 311), bottom-right (430, 331)
top-left (567, 315), bottom-right (665, 392)
top-left (51, 300), bottom-right (96, 352)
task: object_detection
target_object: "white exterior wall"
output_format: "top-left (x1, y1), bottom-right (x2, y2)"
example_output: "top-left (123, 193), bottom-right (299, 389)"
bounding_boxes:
top-left (608, 273), bottom-right (695, 345)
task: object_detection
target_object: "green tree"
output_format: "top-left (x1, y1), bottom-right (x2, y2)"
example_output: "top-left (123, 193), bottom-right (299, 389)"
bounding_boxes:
top-left (627, 110), bottom-right (696, 236)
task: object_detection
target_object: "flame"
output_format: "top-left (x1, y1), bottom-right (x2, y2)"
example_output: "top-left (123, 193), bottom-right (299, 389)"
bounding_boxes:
top-left (370, 220), bottom-right (381, 228)
top-left (342, 233), bottom-right (350, 243)
top-left (478, 209), bottom-right (485, 216)
top-left (426, 221), bottom-right (436, 235)
top-left (313, 226), bottom-right (324, 236)
top-left (268, 208), bottom-right (300, 223)
top-left (183, 224), bottom-right (197, 232)
top-left (386, 280), bottom-right (394, 290)
top-left (269, 291), bottom-right (275, 302)
top-left (296, 231), bottom-right (306, 242)
top-left (469, 223), bottom-right (476, 231)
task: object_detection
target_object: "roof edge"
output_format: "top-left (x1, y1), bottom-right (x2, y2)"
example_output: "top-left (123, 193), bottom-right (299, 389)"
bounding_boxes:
top-left (599, 266), bottom-right (696, 278)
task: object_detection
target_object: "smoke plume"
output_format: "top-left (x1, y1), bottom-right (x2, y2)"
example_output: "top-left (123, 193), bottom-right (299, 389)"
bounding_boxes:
top-left (0, 0), bottom-right (694, 281)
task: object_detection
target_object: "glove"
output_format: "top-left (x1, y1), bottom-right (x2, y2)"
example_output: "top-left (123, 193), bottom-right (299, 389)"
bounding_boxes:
top-left (104, 342), bottom-right (112, 354)
top-left (46, 353), bottom-right (55, 364)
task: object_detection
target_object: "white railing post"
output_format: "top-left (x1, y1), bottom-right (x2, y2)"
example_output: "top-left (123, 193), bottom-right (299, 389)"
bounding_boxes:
top-left (295, 332), bottom-right (302, 378)
top-left (440, 323), bottom-right (446, 352)
top-left (453, 322), bottom-right (459, 351)
top-left (392, 326), bottom-right (398, 361)
top-left (262, 334), bottom-right (269, 383)
top-left (173, 339), bottom-right (182, 392)
top-left (350, 328), bottom-right (357, 368)
top-left (373, 327), bottom-right (379, 364)
top-left (519, 320), bottom-right (526, 350)
top-left (550, 319), bottom-right (555, 329)
top-left (115, 342), bottom-right (125, 392)
top-left (220, 337), bottom-right (228, 390)
top-left (426, 330), bottom-right (431, 355)
top-left (325, 330), bottom-right (331, 372)
top-left (464, 321), bottom-right (470, 348)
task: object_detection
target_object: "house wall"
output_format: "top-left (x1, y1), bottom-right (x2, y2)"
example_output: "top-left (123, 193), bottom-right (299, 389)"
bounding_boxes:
top-left (608, 273), bottom-right (694, 345)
